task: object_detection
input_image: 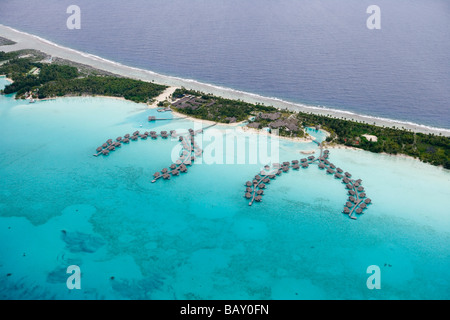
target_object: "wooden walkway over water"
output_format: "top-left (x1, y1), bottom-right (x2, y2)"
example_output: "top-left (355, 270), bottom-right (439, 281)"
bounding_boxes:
top-left (244, 143), bottom-right (371, 220)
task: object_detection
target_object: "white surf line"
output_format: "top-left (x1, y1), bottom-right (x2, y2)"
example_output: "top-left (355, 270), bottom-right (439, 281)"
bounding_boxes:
top-left (1, 24), bottom-right (449, 137)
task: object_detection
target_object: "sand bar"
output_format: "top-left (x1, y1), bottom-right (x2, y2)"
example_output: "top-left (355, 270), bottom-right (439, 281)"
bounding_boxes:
top-left (1, 24), bottom-right (449, 137)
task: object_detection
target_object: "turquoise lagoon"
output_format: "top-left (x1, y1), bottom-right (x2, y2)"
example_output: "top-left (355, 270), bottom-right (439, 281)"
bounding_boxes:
top-left (0, 78), bottom-right (449, 299)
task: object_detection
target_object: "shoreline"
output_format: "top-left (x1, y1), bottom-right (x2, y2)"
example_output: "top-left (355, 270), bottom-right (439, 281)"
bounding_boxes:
top-left (1, 24), bottom-right (449, 137)
top-left (1, 71), bottom-right (444, 168)
top-left (170, 108), bottom-right (315, 144)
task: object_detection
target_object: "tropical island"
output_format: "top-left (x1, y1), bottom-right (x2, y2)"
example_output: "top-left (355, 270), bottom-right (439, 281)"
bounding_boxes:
top-left (1, 49), bottom-right (449, 169)
top-left (0, 49), bottom-right (167, 103)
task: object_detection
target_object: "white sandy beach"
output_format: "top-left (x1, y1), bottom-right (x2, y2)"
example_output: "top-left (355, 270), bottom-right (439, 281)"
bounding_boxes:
top-left (1, 24), bottom-right (450, 137)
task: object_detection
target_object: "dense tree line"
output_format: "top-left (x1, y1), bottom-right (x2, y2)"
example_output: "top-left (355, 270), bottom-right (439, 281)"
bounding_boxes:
top-left (296, 112), bottom-right (450, 169)
top-left (172, 88), bottom-right (450, 169)
top-left (172, 88), bottom-right (277, 122)
top-left (38, 76), bottom-right (166, 103)
top-left (0, 54), bottom-right (167, 103)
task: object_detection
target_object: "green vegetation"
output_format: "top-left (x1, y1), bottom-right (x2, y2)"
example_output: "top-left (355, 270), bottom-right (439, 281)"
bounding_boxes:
top-left (0, 36), bottom-right (16, 46)
top-left (172, 88), bottom-right (449, 169)
top-left (0, 51), bottom-right (167, 103)
top-left (296, 112), bottom-right (450, 168)
top-left (2, 50), bottom-right (448, 169)
top-left (171, 87), bottom-right (277, 122)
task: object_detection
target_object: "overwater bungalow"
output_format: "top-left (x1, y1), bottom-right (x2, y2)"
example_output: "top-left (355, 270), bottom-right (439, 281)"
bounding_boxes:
top-left (259, 183), bottom-right (266, 189)
top-left (355, 208), bottom-right (363, 214)
top-left (349, 196), bottom-right (356, 203)
top-left (282, 166), bottom-right (289, 172)
top-left (102, 149), bottom-right (109, 155)
top-left (293, 164), bottom-right (300, 169)
top-left (170, 164), bottom-right (176, 169)
top-left (346, 202), bottom-right (353, 208)
top-left (256, 190), bottom-right (264, 195)
top-left (343, 207), bottom-right (350, 214)
top-left (163, 173), bottom-right (170, 180)
top-left (96, 147), bottom-right (102, 152)
top-left (357, 186), bottom-right (364, 192)
top-left (255, 175), bottom-right (261, 180)
top-left (140, 134), bottom-right (147, 140)
top-left (161, 168), bottom-right (168, 173)
top-left (116, 137), bottom-right (122, 142)
top-left (245, 181), bottom-right (252, 187)
top-left (107, 139), bottom-right (113, 145)
top-left (359, 203), bottom-right (367, 209)
top-left (308, 156), bottom-right (315, 160)
top-left (153, 172), bottom-right (161, 178)
top-left (330, 164), bottom-right (336, 169)
top-left (364, 198), bottom-right (372, 204)
top-left (318, 163), bottom-right (325, 169)
top-left (255, 195), bottom-right (262, 202)
top-left (336, 168), bottom-right (343, 173)
top-left (359, 192), bottom-right (366, 198)
top-left (252, 179), bottom-right (258, 185)
top-left (301, 163), bottom-right (309, 168)
top-left (124, 134), bottom-right (130, 138)
top-left (335, 173), bottom-right (343, 179)
top-left (346, 184), bottom-right (353, 189)
top-left (300, 158), bottom-right (307, 163)
top-left (348, 190), bottom-right (356, 196)
top-left (246, 187), bottom-right (252, 192)
top-left (130, 135), bottom-right (138, 141)
top-left (263, 178), bottom-right (270, 183)
top-left (283, 161), bottom-right (290, 166)
top-left (133, 131), bottom-right (139, 136)
top-left (326, 168), bottom-right (334, 174)
top-left (122, 138), bottom-right (130, 143)
top-left (245, 192), bottom-right (252, 199)
top-left (102, 143), bottom-right (108, 148)
top-left (345, 172), bottom-right (352, 178)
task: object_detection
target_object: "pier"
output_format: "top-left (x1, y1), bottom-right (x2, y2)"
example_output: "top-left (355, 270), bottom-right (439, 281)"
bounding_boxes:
top-left (93, 115), bottom-right (217, 183)
top-left (243, 147), bottom-right (371, 220)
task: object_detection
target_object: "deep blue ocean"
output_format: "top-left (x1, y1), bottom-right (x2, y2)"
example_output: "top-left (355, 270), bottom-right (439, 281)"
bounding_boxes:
top-left (0, 0), bottom-right (449, 129)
